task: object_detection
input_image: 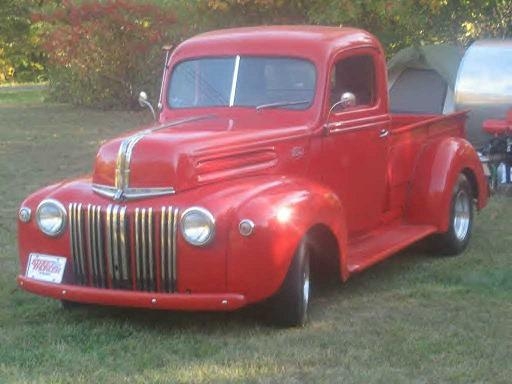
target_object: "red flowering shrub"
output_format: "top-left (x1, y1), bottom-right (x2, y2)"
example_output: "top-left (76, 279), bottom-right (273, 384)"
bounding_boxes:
top-left (34, 0), bottom-right (178, 109)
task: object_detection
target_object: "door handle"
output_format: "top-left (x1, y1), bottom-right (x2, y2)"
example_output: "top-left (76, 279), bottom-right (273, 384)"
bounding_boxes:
top-left (379, 129), bottom-right (390, 138)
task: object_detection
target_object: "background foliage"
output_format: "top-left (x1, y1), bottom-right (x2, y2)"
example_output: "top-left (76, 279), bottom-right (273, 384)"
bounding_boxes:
top-left (34, 0), bottom-right (177, 108)
top-left (0, 0), bottom-right (46, 82)
top-left (0, 0), bottom-right (510, 108)
top-left (198, 0), bottom-right (512, 51)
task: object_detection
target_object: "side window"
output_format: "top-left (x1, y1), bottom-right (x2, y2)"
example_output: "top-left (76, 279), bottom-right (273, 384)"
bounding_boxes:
top-left (330, 54), bottom-right (376, 109)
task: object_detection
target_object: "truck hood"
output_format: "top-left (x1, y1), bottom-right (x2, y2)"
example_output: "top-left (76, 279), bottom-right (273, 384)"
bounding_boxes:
top-left (92, 114), bottom-right (310, 200)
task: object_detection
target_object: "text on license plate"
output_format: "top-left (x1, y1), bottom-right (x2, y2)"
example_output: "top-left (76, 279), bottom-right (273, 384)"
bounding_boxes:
top-left (26, 253), bottom-right (67, 284)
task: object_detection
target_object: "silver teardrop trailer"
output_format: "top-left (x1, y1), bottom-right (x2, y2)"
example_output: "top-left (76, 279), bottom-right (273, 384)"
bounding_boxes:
top-left (388, 39), bottom-right (512, 148)
top-left (455, 40), bottom-right (512, 147)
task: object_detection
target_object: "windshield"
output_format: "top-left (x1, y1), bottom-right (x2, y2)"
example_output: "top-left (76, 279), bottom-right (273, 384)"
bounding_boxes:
top-left (168, 56), bottom-right (316, 110)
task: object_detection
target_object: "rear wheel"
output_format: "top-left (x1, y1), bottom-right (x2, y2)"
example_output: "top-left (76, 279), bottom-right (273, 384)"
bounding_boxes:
top-left (435, 174), bottom-right (474, 255)
top-left (268, 240), bottom-right (310, 327)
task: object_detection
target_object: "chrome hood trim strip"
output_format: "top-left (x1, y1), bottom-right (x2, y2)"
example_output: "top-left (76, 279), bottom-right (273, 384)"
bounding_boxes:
top-left (93, 184), bottom-right (175, 201)
top-left (114, 115), bottom-right (215, 191)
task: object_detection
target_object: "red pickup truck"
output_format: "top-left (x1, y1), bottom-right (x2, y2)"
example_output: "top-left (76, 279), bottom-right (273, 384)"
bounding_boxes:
top-left (17, 26), bottom-right (488, 326)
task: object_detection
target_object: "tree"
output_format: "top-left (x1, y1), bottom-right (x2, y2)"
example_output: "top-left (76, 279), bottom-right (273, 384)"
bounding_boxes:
top-left (195, 0), bottom-right (308, 27)
top-left (199, 0), bottom-right (512, 54)
top-left (35, 0), bottom-right (178, 108)
top-left (0, 0), bottom-right (46, 82)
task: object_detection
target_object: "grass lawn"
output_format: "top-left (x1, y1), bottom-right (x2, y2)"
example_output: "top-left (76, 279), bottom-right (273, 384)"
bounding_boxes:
top-left (0, 88), bottom-right (511, 383)
top-left (0, 86), bottom-right (46, 105)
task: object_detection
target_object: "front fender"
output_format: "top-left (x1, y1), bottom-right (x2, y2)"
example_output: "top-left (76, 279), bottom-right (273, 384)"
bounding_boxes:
top-left (17, 180), bottom-right (76, 273)
top-left (225, 176), bottom-right (348, 304)
top-left (406, 137), bottom-right (488, 231)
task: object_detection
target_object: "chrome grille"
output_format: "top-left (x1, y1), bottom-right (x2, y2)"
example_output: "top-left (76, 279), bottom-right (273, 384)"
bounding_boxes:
top-left (69, 203), bottom-right (87, 285)
top-left (87, 204), bottom-right (106, 287)
top-left (135, 208), bottom-right (155, 291)
top-left (105, 204), bottom-right (130, 289)
top-left (68, 203), bottom-right (178, 292)
top-left (160, 206), bottom-right (178, 293)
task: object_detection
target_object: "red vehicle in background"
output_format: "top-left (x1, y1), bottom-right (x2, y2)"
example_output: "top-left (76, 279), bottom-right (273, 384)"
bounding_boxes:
top-left (17, 26), bottom-right (488, 326)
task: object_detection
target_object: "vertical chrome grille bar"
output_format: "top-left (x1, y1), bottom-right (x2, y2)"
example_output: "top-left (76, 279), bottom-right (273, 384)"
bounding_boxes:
top-left (166, 207), bottom-right (173, 292)
top-left (105, 204), bottom-right (114, 285)
top-left (69, 203), bottom-right (79, 280)
top-left (111, 205), bottom-right (120, 284)
top-left (93, 205), bottom-right (101, 286)
top-left (76, 203), bottom-right (86, 284)
top-left (171, 207), bottom-right (178, 291)
top-left (159, 206), bottom-right (178, 293)
top-left (141, 208), bottom-right (147, 290)
top-left (160, 207), bottom-right (168, 292)
top-left (167, 207), bottom-right (173, 291)
top-left (73, 203), bottom-right (81, 281)
top-left (90, 205), bottom-right (97, 286)
top-left (135, 208), bottom-right (140, 289)
top-left (119, 206), bottom-right (129, 285)
top-left (95, 205), bottom-right (105, 287)
top-left (86, 204), bottom-right (95, 286)
top-left (69, 203), bottom-right (87, 285)
top-left (86, 204), bottom-right (105, 288)
top-left (148, 208), bottom-right (154, 291)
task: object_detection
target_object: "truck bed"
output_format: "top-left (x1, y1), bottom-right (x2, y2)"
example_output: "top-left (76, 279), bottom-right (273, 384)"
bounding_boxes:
top-left (384, 111), bottom-right (469, 220)
top-left (390, 111), bottom-right (467, 135)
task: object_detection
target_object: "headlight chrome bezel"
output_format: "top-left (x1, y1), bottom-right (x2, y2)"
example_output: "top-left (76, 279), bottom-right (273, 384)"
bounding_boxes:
top-left (36, 199), bottom-right (67, 237)
top-left (180, 207), bottom-right (215, 246)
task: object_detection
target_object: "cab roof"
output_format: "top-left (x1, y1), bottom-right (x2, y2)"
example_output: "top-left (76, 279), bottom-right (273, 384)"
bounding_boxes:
top-left (171, 26), bottom-right (382, 63)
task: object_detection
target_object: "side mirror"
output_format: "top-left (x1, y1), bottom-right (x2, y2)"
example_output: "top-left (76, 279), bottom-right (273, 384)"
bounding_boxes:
top-left (339, 92), bottom-right (356, 108)
top-left (329, 91), bottom-right (357, 114)
top-left (324, 92), bottom-right (357, 135)
top-left (138, 91), bottom-right (149, 107)
top-left (138, 91), bottom-right (156, 121)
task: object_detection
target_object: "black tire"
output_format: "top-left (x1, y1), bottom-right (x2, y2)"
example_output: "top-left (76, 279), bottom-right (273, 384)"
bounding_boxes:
top-left (268, 240), bottom-right (311, 327)
top-left (433, 174), bottom-right (474, 255)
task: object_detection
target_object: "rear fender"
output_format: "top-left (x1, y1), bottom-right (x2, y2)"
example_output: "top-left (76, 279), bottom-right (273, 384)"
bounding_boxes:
top-left (406, 137), bottom-right (488, 231)
top-left (226, 177), bottom-right (348, 304)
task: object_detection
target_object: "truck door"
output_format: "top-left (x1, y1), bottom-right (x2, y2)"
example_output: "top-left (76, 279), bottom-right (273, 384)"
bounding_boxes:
top-left (320, 49), bottom-right (391, 237)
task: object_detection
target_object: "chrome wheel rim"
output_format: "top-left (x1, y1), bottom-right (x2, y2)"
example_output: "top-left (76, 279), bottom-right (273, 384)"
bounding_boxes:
top-left (302, 257), bottom-right (310, 310)
top-left (453, 189), bottom-right (471, 241)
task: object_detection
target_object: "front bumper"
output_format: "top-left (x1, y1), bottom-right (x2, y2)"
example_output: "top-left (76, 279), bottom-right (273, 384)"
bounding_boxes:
top-left (17, 275), bottom-right (247, 311)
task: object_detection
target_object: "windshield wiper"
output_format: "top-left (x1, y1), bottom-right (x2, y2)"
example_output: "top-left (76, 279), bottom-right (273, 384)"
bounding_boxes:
top-left (255, 99), bottom-right (310, 111)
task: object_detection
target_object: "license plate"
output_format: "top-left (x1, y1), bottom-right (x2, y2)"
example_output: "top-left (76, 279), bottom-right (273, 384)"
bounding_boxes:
top-left (26, 253), bottom-right (67, 284)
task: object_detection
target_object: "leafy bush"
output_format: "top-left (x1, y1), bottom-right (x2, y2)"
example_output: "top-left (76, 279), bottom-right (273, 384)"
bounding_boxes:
top-left (0, 0), bottom-right (46, 83)
top-left (34, 0), bottom-right (178, 109)
top-left (199, 0), bottom-right (512, 55)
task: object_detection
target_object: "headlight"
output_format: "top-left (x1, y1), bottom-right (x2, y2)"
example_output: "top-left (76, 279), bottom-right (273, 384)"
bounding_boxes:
top-left (36, 199), bottom-right (67, 237)
top-left (180, 207), bottom-right (215, 246)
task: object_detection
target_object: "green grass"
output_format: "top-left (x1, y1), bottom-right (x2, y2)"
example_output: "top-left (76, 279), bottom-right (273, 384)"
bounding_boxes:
top-left (0, 86), bottom-right (46, 104)
top-left (1, 88), bottom-right (511, 383)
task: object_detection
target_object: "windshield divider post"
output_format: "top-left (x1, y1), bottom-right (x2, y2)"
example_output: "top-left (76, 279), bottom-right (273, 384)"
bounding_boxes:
top-left (229, 55), bottom-right (241, 107)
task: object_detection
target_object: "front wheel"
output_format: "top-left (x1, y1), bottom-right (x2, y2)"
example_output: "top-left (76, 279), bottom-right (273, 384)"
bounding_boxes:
top-left (435, 174), bottom-right (474, 255)
top-left (267, 240), bottom-right (311, 327)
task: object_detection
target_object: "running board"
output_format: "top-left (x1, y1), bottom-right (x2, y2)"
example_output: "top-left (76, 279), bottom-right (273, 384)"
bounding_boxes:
top-left (347, 224), bottom-right (437, 274)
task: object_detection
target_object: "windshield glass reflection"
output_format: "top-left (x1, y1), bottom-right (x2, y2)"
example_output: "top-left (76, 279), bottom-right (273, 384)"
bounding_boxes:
top-left (168, 56), bottom-right (316, 110)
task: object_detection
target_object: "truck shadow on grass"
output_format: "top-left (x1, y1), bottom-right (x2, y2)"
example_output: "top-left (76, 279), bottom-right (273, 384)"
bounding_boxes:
top-left (48, 246), bottom-right (437, 330)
